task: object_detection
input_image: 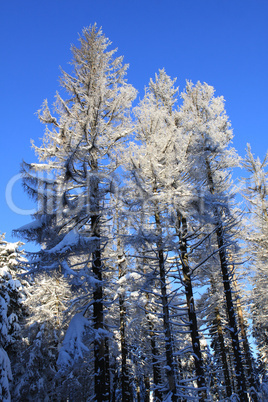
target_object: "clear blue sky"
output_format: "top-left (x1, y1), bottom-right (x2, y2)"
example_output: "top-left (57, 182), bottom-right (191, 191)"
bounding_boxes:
top-left (1, 0), bottom-right (267, 245)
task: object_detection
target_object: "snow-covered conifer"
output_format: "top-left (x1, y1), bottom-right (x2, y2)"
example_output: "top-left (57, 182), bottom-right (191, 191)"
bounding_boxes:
top-left (124, 70), bottom-right (209, 400)
top-left (13, 272), bottom-right (72, 401)
top-left (0, 235), bottom-right (25, 402)
top-left (243, 144), bottom-right (268, 377)
top-left (15, 25), bottom-right (136, 402)
top-left (178, 81), bottom-right (253, 401)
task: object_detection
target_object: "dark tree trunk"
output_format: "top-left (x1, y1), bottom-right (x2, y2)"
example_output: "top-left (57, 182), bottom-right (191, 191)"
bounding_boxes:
top-left (176, 213), bottom-right (207, 401)
top-left (105, 338), bottom-right (111, 401)
top-left (205, 159), bottom-right (249, 402)
top-left (117, 213), bottom-right (133, 402)
top-left (154, 209), bottom-right (178, 402)
top-left (142, 234), bottom-right (162, 401)
top-left (144, 375), bottom-right (150, 402)
top-left (214, 306), bottom-right (232, 397)
top-left (228, 352), bottom-right (236, 392)
top-left (119, 291), bottom-right (132, 401)
top-left (232, 273), bottom-right (259, 401)
top-left (176, 357), bottom-right (187, 402)
top-left (111, 360), bottom-right (119, 402)
top-left (146, 310), bottom-right (162, 401)
top-left (210, 277), bottom-right (232, 397)
top-left (90, 166), bottom-right (109, 402)
top-left (92, 223), bottom-right (108, 402)
top-left (136, 383), bottom-right (141, 402)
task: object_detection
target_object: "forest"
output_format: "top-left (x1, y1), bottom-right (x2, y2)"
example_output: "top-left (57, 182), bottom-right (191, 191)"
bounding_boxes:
top-left (1, 25), bottom-right (268, 401)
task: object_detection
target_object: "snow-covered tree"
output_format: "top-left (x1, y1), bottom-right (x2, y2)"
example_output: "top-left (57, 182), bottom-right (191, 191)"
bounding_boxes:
top-left (123, 70), bottom-right (212, 400)
top-left (243, 144), bottom-right (268, 377)
top-left (10, 22), bottom-right (266, 400)
top-left (0, 235), bottom-right (25, 402)
top-left (178, 81), bottom-right (253, 401)
top-left (15, 24), bottom-right (136, 402)
top-left (13, 272), bottom-right (73, 401)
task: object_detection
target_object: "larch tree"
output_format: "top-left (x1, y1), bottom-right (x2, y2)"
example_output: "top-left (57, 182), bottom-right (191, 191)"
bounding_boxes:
top-left (126, 70), bottom-right (181, 401)
top-left (15, 24), bottom-right (136, 402)
top-left (146, 70), bottom-right (209, 400)
top-left (243, 144), bottom-right (268, 376)
top-left (125, 70), bottom-right (210, 400)
top-left (178, 81), bottom-right (253, 401)
top-left (197, 256), bottom-right (233, 399)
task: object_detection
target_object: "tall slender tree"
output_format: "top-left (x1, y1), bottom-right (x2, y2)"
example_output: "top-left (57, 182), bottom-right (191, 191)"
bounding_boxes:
top-left (243, 144), bottom-right (268, 377)
top-left (179, 81), bottom-right (250, 401)
top-left (15, 25), bottom-right (136, 402)
top-left (126, 70), bottom-right (211, 400)
top-left (126, 70), bottom-right (181, 400)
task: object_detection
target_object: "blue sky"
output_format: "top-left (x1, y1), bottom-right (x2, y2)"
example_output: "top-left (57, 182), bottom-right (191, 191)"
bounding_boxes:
top-left (1, 0), bottom-right (267, 245)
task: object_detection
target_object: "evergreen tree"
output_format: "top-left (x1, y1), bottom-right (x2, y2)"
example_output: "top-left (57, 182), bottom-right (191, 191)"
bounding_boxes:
top-left (0, 235), bottom-right (25, 402)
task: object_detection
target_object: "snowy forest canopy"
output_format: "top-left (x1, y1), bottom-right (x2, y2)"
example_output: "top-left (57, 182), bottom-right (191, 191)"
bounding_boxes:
top-left (1, 25), bottom-right (268, 402)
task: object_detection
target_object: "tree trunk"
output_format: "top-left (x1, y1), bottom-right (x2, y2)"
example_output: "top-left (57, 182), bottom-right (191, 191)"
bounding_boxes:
top-left (111, 359), bottom-right (118, 402)
top-left (91, 166), bottom-right (109, 402)
top-left (205, 159), bottom-right (249, 402)
top-left (92, 247), bottom-right (108, 400)
top-left (117, 209), bottom-right (133, 402)
top-left (142, 232), bottom-right (162, 401)
top-left (92, 223), bottom-right (108, 401)
top-left (214, 306), bottom-right (232, 397)
top-left (119, 291), bottom-right (132, 401)
top-left (154, 209), bottom-right (178, 402)
top-left (144, 375), bottom-right (150, 402)
top-left (176, 213), bottom-right (207, 401)
top-left (210, 276), bottom-right (232, 397)
top-left (232, 272), bottom-right (259, 401)
top-left (146, 310), bottom-right (162, 401)
top-left (215, 220), bottom-right (248, 401)
top-left (105, 338), bottom-right (111, 401)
